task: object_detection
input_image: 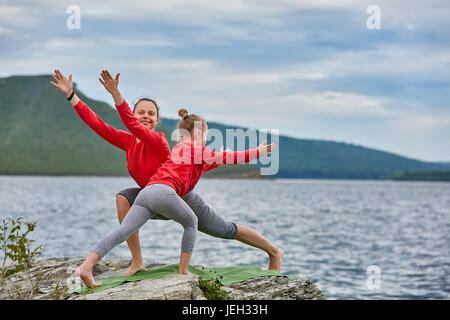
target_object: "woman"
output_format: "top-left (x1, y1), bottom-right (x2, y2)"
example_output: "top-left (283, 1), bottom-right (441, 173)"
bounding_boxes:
top-left (50, 69), bottom-right (283, 276)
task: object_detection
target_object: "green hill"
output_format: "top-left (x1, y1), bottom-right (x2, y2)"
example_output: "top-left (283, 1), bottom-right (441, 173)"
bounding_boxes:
top-left (1, 75), bottom-right (449, 180)
top-left (0, 75), bottom-right (257, 177)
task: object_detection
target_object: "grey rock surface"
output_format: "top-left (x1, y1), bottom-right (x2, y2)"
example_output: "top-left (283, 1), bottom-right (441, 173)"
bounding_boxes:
top-left (0, 257), bottom-right (325, 300)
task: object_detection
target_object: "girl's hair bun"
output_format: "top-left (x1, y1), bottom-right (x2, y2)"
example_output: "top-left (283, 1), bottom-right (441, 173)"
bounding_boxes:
top-left (178, 108), bottom-right (188, 119)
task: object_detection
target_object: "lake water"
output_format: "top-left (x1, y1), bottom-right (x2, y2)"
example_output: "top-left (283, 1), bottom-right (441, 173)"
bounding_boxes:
top-left (0, 176), bottom-right (448, 300)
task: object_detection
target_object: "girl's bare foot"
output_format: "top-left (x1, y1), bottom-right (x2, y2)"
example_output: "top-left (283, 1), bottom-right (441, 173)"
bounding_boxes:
top-left (178, 269), bottom-right (192, 275)
top-left (121, 263), bottom-right (146, 276)
top-left (178, 252), bottom-right (192, 275)
top-left (76, 266), bottom-right (102, 288)
top-left (268, 247), bottom-right (284, 272)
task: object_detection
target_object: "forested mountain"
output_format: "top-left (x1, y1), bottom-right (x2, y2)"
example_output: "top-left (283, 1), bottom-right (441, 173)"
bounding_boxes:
top-left (1, 75), bottom-right (449, 180)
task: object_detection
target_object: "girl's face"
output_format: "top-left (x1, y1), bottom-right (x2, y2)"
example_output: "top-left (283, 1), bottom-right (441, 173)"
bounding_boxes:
top-left (202, 128), bottom-right (208, 145)
top-left (134, 100), bottom-right (159, 129)
top-left (190, 127), bottom-right (208, 146)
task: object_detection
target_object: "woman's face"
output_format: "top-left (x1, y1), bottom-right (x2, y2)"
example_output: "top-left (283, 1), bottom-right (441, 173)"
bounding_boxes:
top-left (134, 100), bottom-right (159, 130)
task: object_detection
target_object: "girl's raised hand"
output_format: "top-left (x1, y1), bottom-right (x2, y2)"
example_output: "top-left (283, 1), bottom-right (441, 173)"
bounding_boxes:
top-left (257, 140), bottom-right (275, 157)
top-left (50, 69), bottom-right (73, 97)
top-left (99, 70), bottom-right (120, 95)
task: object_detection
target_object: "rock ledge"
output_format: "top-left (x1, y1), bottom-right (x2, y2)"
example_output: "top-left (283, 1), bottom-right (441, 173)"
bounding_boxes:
top-left (0, 257), bottom-right (326, 300)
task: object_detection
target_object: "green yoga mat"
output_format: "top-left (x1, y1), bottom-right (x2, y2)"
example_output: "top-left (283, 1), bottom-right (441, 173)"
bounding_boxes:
top-left (67, 264), bottom-right (285, 295)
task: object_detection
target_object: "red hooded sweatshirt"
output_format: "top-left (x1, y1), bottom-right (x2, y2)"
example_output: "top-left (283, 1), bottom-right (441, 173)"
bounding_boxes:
top-left (72, 99), bottom-right (170, 188)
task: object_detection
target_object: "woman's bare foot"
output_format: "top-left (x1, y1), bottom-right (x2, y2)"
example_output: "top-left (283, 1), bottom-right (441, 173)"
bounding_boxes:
top-left (268, 247), bottom-right (284, 272)
top-left (121, 263), bottom-right (146, 276)
top-left (76, 266), bottom-right (102, 288)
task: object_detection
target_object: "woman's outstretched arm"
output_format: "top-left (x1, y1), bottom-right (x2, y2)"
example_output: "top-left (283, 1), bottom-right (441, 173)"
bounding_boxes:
top-left (50, 69), bottom-right (130, 151)
top-left (50, 69), bottom-right (80, 107)
top-left (99, 70), bottom-right (166, 148)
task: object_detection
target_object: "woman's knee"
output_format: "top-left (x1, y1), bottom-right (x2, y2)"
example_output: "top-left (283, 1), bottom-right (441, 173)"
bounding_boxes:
top-left (116, 194), bottom-right (131, 207)
top-left (182, 191), bottom-right (202, 209)
top-left (116, 194), bottom-right (131, 217)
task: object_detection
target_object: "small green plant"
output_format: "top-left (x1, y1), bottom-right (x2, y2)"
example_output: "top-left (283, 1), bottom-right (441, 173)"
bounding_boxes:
top-left (48, 279), bottom-right (70, 300)
top-left (0, 217), bottom-right (71, 299)
top-left (198, 270), bottom-right (230, 300)
top-left (0, 217), bottom-right (42, 275)
top-left (0, 217), bottom-right (45, 299)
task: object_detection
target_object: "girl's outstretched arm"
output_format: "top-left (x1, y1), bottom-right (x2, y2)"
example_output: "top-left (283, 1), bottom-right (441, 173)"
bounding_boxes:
top-left (99, 70), bottom-right (167, 148)
top-left (50, 69), bottom-right (130, 151)
top-left (202, 141), bottom-right (275, 171)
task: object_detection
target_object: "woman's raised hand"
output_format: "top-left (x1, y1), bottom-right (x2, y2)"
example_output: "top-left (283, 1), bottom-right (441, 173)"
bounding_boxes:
top-left (98, 70), bottom-right (124, 106)
top-left (99, 70), bottom-right (124, 105)
top-left (99, 70), bottom-right (120, 95)
top-left (257, 140), bottom-right (276, 157)
top-left (50, 69), bottom-right (73, 98)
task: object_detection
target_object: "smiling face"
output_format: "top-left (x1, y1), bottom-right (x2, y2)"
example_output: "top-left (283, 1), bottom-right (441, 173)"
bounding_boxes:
top-left (189, 124), bottom-right (209, 146)
top-left (133, 100), bottom-right (159, 130)
top-left (201, 126), bottom-right (208, 145)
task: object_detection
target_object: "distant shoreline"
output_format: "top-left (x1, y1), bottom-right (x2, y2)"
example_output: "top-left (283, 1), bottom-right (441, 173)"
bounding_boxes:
top-left (386, 170), bottom-right (450, 182)
top-left (1, 172), bottom-right (450, 182)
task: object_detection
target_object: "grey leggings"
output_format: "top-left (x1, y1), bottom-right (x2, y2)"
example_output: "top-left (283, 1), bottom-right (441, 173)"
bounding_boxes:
top-left (93, 184), bottom-right (237, 259)
top-left (117, 187), bottom-right (238, 241)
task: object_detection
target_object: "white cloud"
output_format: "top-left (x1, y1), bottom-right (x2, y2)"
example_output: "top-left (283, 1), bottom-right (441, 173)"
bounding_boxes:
top-left (283, 91), bottom-right (389, 116)
top-left (42, 36), bottom-right (178, 51)
top-left (405, 23), bottom-right (416, 30)
top-left (103, 37), bottom-right (179, 48)
top-left (387, 114), bottom-right (450, 133)
top-left (43, 39), bottom-right (96, 50)
top-left (0, 4), bottom-right (43, 28)
top-left (0, 26), bottom-right (11, 34)
top-left (120, 58), bottom-right (214, 72)
top-left (290, 44), bottom-right (450, 80)
top-left (203, 70), bottom-right (327, 85)
top-left (0, 5), bottom-right (24, 15)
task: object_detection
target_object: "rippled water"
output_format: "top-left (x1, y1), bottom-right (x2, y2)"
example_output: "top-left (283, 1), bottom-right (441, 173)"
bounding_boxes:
top-left (0, 176), bottom-right (448, 299)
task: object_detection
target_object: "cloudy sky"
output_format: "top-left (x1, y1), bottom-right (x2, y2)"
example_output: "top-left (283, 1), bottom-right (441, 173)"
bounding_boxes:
top-left (1, 0), bottom-right (449, 162)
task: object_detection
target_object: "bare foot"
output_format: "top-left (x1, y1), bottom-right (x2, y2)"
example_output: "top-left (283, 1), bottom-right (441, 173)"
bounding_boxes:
top-left (178, 270), bottom-right (192, 275)
top-left (121, 264), bottom-right (146, 276)
top-left (76, 266), bottom-right (102, 288)
top-left (268, 247), bottom-right (284, 272)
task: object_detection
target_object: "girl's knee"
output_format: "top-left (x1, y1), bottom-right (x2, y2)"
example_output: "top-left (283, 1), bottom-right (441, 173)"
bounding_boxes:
top-left (117, 224), bottom-right (136, 243)
top-left (181, 212), bottom-right (198, 231)
top-left (188, 214), bottom-right (198, 229)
